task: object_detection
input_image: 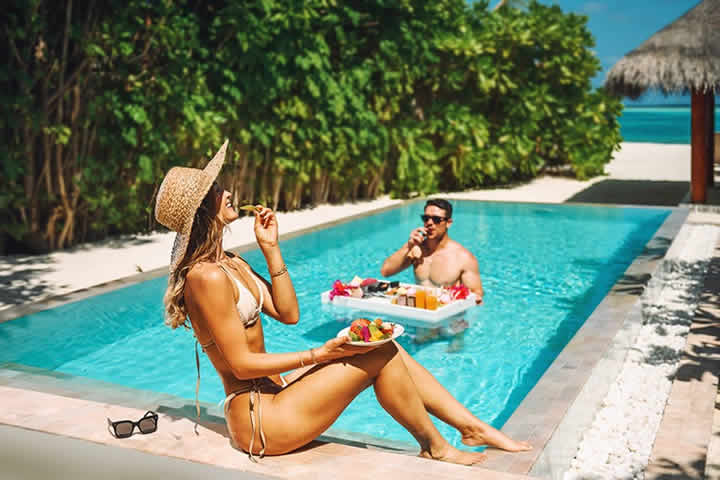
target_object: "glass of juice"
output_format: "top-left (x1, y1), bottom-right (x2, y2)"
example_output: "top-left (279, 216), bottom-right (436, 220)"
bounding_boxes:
top-left (415, 288), bottom-right (426, 309)
top-left (426, 291), bottom-right (438, 310)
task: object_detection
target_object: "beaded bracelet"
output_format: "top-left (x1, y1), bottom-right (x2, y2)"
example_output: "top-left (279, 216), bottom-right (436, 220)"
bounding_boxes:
top-left (270, 264), bottom-right (288, 278)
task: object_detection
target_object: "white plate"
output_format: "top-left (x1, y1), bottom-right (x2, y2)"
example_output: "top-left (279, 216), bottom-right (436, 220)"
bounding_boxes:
top-left (336, 323), bottom-right (405, 346)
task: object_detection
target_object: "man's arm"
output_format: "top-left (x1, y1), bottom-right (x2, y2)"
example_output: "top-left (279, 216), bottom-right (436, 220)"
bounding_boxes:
top-left (459, 252), bottom-right (484, 304)
top-left (380, 244), bottom-right (414, 277)
top-left (380, 227), bottom-right (425, 277)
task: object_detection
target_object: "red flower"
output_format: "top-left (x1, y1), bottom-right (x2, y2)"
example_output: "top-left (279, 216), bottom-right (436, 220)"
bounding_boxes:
top-left (329, 280), bottom-right (351, 300)
top-left (448, 285), bottom-right (470, 300)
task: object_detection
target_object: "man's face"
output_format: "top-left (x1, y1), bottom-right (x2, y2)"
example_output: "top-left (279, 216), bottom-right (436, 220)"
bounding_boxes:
top-left (422, 205), bottom-right (451, 240)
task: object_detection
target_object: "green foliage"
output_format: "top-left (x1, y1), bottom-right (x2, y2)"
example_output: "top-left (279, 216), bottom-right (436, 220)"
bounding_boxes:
top-left (1, 0), bottom-right (621, 253)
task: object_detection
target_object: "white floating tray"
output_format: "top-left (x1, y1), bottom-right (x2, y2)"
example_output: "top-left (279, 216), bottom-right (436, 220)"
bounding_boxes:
top-left (320, 283), bottom-right (477, 326)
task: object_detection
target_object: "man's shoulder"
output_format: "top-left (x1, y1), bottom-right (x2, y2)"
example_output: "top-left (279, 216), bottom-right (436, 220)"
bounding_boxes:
top-left (447, 239), bottom-right (476, 259)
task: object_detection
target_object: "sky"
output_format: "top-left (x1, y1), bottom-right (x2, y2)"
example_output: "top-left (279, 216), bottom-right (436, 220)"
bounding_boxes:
top-left (537, 0), bottom-right (701, 105)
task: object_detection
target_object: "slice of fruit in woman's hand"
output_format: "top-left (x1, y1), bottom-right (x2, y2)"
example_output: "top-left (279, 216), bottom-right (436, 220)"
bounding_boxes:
top-left (239, 204), bottom-right (262, 212)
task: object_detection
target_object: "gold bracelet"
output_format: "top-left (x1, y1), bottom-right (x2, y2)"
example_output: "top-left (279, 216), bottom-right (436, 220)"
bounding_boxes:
top-left (309, 348), bottom-right (317, 365)
top-left (270, 264), bottom-right (288, 278)
top-left (298, 351), bottom-right (305, 368)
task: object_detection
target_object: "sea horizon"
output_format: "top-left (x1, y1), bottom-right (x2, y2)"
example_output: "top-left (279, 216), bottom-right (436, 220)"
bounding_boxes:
top-left (618, 104), bottom-right (719, 144)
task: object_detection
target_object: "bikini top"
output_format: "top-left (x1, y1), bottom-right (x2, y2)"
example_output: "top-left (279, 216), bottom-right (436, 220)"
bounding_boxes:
top-left (215, 262), bottom-right (264, 328)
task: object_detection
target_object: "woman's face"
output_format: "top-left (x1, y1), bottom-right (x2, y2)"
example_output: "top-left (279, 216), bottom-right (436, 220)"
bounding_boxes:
top-left (215, 186), bottom-right (239, 225)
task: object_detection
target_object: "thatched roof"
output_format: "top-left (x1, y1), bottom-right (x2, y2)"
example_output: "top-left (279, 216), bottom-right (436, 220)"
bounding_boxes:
top-left (605, 0), bottom-right (720, 98)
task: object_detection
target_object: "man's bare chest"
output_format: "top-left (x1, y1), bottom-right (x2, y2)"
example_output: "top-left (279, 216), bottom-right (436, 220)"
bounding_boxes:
top-left (413, 253), bottom-right (463, 287)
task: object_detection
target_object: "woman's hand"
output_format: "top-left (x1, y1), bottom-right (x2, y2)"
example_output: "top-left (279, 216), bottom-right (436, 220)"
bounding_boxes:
top-left (314, 336), bottom-right (378, 363)
top-left (253, 206), bottom-right (279, 249)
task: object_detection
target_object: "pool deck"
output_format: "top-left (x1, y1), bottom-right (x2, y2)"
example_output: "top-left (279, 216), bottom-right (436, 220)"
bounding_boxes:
top-left (645, 216), bottom-right (720, 480)
top-left (2, 142), bottom-right (720, 479)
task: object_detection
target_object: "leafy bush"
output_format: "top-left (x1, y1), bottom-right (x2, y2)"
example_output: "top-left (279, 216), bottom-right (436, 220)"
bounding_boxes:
top-left (1, 0), bottom-right (621, 253)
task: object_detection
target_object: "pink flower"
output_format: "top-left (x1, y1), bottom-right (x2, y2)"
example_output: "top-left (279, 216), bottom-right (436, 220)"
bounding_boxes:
top-left (329, 280), bottom-right (351, 301)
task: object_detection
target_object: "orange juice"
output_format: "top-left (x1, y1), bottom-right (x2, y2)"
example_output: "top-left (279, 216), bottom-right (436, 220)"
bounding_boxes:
top-left (426, 291), bottom-right (438, 310)
top-left (415, 289), bottom-right (426, 309)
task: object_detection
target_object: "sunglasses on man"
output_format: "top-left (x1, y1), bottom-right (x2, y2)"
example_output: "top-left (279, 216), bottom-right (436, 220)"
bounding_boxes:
top-left (107, 411), bottom-right (158, 438)
top-left (420, 214), bottom-right (448, 224)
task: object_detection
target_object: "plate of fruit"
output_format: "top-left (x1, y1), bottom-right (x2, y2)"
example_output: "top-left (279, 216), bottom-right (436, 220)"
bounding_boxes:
top-left (337, 318), bottom-right (404, 346)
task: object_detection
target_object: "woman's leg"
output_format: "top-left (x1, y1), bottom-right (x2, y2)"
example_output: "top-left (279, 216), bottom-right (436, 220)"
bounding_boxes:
top-left (239, 342), bottom-right (487, 465)
top-left (393, 341), bottom-right (531, 452)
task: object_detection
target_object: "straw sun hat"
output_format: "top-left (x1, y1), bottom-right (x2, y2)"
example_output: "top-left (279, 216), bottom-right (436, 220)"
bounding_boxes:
top-left (154, 140), bottom-right (229, 274)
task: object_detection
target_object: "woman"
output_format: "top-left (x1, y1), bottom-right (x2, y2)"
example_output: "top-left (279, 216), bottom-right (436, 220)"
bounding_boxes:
top-left (155, 141), bottom-right (530, 466)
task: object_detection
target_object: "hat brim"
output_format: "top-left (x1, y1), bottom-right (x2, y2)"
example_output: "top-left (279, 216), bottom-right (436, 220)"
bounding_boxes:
top-left (169, 139), bottom-right (229, 275)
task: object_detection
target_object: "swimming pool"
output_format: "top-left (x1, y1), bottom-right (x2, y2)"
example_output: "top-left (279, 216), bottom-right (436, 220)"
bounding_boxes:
top-left (0, 201), bottom-right (670, 448)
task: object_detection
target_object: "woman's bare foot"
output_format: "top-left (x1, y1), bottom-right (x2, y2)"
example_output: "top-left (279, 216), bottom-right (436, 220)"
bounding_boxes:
top-left (461, 426), bottom-right (532, 452)
top-left (419, 445), bottom-right (488, 466)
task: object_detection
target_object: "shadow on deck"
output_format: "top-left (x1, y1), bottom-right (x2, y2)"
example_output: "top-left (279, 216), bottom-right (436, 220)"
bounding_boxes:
top-left (565, 179), bottom-right (690, 206)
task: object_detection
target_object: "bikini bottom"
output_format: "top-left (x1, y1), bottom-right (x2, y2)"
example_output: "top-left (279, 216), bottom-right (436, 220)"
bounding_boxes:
top-left (223, 377), bottom-right (284, 462)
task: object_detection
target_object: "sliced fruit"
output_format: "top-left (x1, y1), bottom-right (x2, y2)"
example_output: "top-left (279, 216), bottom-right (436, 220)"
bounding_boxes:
top-left (239, 204), bottom-right (262, 211)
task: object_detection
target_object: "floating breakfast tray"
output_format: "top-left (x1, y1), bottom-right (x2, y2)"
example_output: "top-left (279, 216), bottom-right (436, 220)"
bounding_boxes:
top-left (320, 283), bottom-right (477, 327)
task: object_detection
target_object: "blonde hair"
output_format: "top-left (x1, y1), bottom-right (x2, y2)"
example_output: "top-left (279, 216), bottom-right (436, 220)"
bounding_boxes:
top-left (163, 182), bottom-right (224, 329)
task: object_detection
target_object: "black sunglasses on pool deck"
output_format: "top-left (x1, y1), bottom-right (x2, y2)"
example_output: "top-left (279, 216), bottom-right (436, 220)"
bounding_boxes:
top-left (420, 214), bottom-right (448, 224)
top-left (107, 411), bottom-right (158, 438)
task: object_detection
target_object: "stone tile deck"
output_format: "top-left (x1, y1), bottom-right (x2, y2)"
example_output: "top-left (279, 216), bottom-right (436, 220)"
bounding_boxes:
top-left (646, 236), bottom-right (720, 480)
top-left (0, 385), bottom-right (534, 480)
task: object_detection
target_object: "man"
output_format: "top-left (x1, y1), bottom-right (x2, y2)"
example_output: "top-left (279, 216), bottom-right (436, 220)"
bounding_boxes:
top-left (380, 199), bottom-right (482, 349)
top-left (381, 198), bottom-right (483, 303)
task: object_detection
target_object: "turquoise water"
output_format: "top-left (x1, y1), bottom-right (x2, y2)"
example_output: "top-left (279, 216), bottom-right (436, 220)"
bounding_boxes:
top-left (0, 201), bottom-right (669, 448)
top-left (620, 106), bottom-right (720, 144)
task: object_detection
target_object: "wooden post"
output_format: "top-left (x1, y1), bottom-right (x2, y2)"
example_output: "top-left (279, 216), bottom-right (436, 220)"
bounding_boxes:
top-left (691, 89), bottom-right (709, 203)
top-left (708, 91), bottom-right (715, 187)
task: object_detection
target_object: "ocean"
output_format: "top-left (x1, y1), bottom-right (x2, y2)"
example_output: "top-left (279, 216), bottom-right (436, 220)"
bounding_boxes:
top-left (620, 106), bottom-right (720, 144)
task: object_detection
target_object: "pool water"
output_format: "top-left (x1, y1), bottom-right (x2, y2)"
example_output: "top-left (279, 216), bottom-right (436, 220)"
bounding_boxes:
top-left (0, 201), bottom-right (669, 448)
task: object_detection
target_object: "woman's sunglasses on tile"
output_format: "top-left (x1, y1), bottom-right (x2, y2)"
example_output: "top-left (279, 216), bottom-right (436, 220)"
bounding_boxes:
top-left (107, 411), bottom-right (158, 438)
top-left (420, 214), bottom-right (448, 224)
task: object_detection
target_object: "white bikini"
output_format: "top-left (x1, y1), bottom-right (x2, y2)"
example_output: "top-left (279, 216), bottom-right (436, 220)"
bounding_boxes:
top-left (194, 260), bottom-right (283, 462)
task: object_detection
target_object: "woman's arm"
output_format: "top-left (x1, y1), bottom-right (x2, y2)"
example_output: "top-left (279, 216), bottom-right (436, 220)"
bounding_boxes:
top-left (234, 255), bottom-right (297, 325)
top-left (252, 207), bottom-right (299, 324)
